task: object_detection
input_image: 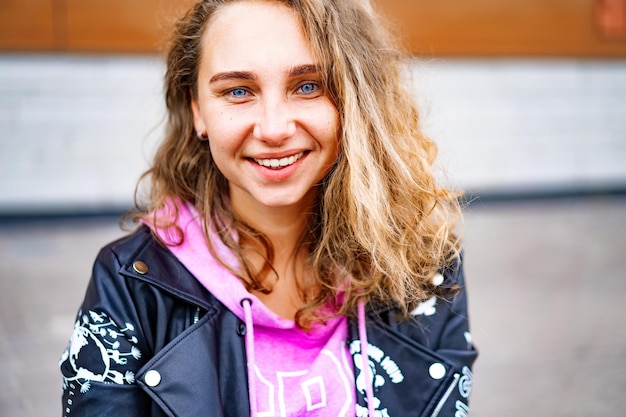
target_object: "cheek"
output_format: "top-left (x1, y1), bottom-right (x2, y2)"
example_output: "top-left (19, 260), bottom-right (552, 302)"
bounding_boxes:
top-left (205, 118), bottom-right (245, 152)
top-left (321, 107), bottom-right (341, 150)
top-left (205, 125), bottom-right (236, 168)
top-left (306, 99), bottom-right (339, 136)
top-left (204, 107), bottom-right (253, 139)
top-left (207, 138), bottom-right (237, 170)
top-left (207, 140), bottom-right (235, 182)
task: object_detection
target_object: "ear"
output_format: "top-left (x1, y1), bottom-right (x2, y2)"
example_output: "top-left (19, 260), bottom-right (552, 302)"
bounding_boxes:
top-left (191, 97), bottom-right (207, 134)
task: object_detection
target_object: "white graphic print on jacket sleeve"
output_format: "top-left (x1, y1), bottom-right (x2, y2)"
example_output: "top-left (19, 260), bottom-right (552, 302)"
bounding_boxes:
top-left (410, 296), bottom-right (437, 316)
top-left (458, 366), bottom-right (473, 399)
top-left (350, 341), bottom-right (405, 416)
top-left (59, 310), bottom-right (142, 414)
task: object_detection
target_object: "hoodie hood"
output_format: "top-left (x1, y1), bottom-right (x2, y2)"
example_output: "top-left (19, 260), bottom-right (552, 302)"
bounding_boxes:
top-left (145, 200), bottom-right (296, 330)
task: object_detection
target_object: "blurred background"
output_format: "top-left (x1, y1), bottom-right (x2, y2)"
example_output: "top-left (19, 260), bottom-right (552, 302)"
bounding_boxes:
top-left (1, 0), bottom-right (625, 416)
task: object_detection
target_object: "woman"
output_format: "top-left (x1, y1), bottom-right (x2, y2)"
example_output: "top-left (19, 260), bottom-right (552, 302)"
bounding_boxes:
top-left (60, 0), bottom-right (477, 416)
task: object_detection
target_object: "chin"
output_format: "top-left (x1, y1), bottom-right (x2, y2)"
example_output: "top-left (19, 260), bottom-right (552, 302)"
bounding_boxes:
top-left (257, 190), bottom-right (315, 209)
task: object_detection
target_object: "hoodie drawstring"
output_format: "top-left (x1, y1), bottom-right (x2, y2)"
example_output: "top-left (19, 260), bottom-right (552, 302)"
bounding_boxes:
top-left (358, 299), bottom-right (376, 417)
top-left (241, 298), bottom-right (258, 417)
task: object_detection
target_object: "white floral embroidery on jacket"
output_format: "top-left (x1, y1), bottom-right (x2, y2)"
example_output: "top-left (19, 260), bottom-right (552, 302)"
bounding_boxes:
top-left (59, 310), bottom-right (142, 416)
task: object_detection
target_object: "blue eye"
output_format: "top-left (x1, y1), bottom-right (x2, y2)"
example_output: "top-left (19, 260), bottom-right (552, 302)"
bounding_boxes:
top-left (230, 88), bottom-right (248, 97)
top-left (298, 83), bottom-right (317, 94)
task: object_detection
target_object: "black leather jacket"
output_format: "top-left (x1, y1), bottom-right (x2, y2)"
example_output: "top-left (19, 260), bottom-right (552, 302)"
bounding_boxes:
top-left (60, 226), bottom-right (477, 417)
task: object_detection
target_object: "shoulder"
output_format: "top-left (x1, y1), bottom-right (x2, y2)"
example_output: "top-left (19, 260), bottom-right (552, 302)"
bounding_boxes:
top-left (380, 253), bottom-right (473, 351)
top-left (91, 225), bottom-right (216, 309)
top-left (60, 227), bottom-right (236, 415)
top-left (352, 252), bottom-right (476, 361)
top-left (347, 254), bottom-right (478, 415)
top-left (94, 225), bottom-right (158, 271)
top-left (87, 225), bottom-right (155, 285)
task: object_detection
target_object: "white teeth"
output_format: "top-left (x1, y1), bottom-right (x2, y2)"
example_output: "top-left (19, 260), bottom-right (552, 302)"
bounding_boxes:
top-left (254, 151), bottom-right (304, 169)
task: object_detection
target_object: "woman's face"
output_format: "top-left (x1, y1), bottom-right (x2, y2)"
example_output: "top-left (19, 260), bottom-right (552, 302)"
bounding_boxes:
top-left (192, 1), bottom-right (340, 217)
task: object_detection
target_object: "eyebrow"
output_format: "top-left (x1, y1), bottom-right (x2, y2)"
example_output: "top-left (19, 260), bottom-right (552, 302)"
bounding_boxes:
top-left (209, 65), bottom-right (321, 83)
top-left (209, 71), bottom-right (256, 83)
top-left (288, 64), bottom-right (320, 77)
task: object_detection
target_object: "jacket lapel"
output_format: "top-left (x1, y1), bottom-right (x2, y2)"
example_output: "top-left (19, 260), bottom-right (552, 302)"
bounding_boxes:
top-left (136, 311), bottom-right (251, 417)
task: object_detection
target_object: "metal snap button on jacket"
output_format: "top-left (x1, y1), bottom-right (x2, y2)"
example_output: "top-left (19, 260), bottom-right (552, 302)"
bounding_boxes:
top-left (144, 370), bottom-right (161, 387)
top-left (133, 261), bottom-right (149, 274)
top-left (429, 362), bottom-right (446, 380)
top-left (432, 273), bottom-right (444, 286)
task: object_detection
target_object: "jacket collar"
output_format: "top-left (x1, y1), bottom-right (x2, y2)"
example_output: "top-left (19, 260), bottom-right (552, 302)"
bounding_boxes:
top-left (113, 227), bottom-right (252, 416)
top-left (117, 226), bottom-right (217, 311)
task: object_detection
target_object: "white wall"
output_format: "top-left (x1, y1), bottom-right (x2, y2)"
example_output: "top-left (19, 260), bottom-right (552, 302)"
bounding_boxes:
top-left (0, 55), bottom-right (164, 214)
top-left (413, 60), bottom-right (626, 195)
top-left (1, 55), bottom-right (625, 213)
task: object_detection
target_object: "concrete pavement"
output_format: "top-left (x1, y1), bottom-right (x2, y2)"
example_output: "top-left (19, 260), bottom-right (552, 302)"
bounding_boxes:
top-left (1, 196), bottom-right (625, 416)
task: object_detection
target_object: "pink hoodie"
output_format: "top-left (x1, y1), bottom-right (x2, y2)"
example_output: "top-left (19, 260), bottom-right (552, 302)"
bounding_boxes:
top-left (147, 201), bottom-right (356, 416)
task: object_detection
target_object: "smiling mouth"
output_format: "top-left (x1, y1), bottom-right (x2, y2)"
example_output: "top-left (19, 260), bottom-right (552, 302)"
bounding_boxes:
top-left (252, 151), bottom-right (306, 169)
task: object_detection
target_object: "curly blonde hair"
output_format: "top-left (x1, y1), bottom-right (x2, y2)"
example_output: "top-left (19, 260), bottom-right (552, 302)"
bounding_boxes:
top-left (139, 0), bottom-right (462, 328)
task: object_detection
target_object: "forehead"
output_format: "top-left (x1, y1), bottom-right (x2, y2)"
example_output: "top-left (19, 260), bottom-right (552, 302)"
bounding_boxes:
top-left (200, 1), bottom-right (315, 72)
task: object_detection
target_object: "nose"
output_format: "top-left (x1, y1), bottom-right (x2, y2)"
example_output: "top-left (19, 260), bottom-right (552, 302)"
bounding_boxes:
top-left (253, 94), bottom-right (296, 145)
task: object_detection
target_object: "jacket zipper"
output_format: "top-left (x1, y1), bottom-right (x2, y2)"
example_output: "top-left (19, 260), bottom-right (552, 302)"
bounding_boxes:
top-left (193, 307), bottom-right (201, 324)
top-left (430, 372), bottom-right (460, 417)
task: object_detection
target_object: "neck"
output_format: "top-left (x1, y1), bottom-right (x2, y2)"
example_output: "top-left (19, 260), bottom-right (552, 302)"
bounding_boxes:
top-left (230, 191), bottom-right (318, 320)
top-left (231, 191), bottom-right (316, 259)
